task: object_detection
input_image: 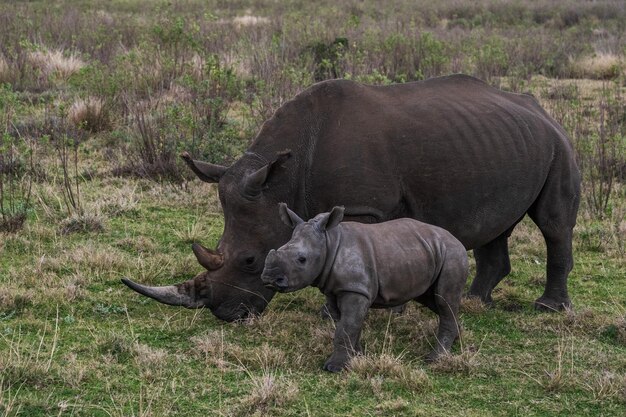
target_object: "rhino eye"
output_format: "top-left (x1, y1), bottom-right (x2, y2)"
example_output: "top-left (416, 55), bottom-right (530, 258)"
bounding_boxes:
top-left (245, 256), bottom-right (255, 265)
top-left (297, 256), bottom-right (306, 264)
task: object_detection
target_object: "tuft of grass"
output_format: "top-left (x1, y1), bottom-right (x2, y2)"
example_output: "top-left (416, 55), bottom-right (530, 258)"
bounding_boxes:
top-left (0, 288), bottom-right (33, 316)
top-left (571, 53), bottom-right (624, 80)
top-left (67, 96), bottom-right (110, 132)
top-left (59, 213), bottom-right (105, 234)
top-left (582, 371), bottom-right (626, 403)
top-left (237, 371), bottom-right (299, 416)
top-left (173, 220), bottom-right (209, 244)
top-left (191, 330), bottom-right (243, 371)
top-left (0, 55), bottom-right (11, 84)
top-left (232, 15), bottom-right (270, 27)
top-left (428, 347), bottom-right (481, 376)
top-left (28, 48), bottom-right (85, 81)
top-left (349, 353), bottom-right (430, 393)
top-left (460, 296), bottom-right (489, 315)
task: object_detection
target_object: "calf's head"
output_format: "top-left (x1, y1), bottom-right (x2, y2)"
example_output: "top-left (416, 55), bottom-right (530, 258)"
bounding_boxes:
top-left (261, 204), bottom-right (344, 292)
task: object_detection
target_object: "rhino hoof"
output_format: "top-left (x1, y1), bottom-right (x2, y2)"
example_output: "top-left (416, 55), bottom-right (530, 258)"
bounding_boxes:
top-left (323, 360), bottom-right (346, 373)
top-left (534, 296), bottom-right (571, 312)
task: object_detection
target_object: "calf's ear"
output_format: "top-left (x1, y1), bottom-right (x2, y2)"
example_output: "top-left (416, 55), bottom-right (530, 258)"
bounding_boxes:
top-left (278, 203), bottom-right (304, 229)
top-left (316, 206), bottom-right (345, 231)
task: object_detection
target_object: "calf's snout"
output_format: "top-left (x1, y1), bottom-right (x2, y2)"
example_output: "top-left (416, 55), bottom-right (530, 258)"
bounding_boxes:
top-left (262, 250), bottom-right (289, 291)
top-left (261, 271), bottom-right (289, 291)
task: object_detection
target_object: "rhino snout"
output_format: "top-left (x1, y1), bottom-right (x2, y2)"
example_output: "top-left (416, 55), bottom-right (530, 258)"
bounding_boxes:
top-left (261, 270), bottom-right (288, 291)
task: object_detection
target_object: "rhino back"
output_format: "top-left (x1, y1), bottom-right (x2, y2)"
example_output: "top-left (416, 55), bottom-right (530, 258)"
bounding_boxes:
top-left (300, 75), bottom-right (574, 248)
top-left (243, 75), bottom-right (577, 249)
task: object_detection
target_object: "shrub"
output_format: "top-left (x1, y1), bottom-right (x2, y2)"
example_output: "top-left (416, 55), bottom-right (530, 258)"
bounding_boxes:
top-left (0, 84), bottom-right (33, 233)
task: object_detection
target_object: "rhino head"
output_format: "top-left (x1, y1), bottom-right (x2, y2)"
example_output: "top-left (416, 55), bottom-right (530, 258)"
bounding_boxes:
top-left (122, 150), bottom-right (294, 322)
top-left (261, 204), bottom-right (344, 292)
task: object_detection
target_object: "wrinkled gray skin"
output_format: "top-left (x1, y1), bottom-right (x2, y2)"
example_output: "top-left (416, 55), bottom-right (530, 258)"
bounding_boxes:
top-left (262, 204), bottom-right (469, 372)
top-left (122, 74), bottom-right (580, 321)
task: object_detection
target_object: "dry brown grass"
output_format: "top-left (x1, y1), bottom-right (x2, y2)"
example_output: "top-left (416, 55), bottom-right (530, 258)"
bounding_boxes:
top-left (133, 342), bottom-right (169, 381)
top-left (67, 96), bottom-right (110, 132)
top-left (232, 15), bottom-right (270, 27)
top-left (191, 330), bottom-right (243, 371)
top-left (38, 242), bottom-right (129, 283)
top-left (237, 371), bottom-right (299, 417)
top-left (0, 55), bottom-right (11, 84)
top-left (93, 183), bottom-right (140, 217)
top-left (173, 220), bottom-right (210, 244)
top-left (59, 213), bottom-right (105, 235)
top-left (428, 347), bottom-right (481, 376)
top-left (582, 371), bottom-right (626, 403)
top-left (0, 288), bottom-right (33, 314)
top-left (460, 296), bottom-right (489, 314)
top-left (28, 48), bottom-right (85, 81)
top-left (570, 52), bottom-right (624, 80)
top-left (0, 309), bottom-right (60, 389)
top-left (349, 353), bottom-right (430, 392)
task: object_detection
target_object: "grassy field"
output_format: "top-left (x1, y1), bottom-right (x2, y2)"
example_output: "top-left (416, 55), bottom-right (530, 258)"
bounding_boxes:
top-left (1, 0), bottom-right (626, 416)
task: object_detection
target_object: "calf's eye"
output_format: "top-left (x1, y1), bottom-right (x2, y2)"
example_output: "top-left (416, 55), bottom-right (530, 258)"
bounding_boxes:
top-left (297, 256), bottom-right (306, 264)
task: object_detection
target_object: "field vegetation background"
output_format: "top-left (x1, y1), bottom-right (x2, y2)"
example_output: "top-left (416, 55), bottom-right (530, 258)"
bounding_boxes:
top-left (0, 0), bottom-right (625, 415)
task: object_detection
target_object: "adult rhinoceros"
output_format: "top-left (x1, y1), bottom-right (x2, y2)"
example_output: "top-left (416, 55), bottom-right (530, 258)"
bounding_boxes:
top-left (122, 74), bottom-right (581, 321)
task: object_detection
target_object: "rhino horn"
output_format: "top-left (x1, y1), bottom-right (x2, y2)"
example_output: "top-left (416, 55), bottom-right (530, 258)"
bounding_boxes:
top-left (192, 242), bottom-right (224, 270)
top-left (180, 151), bottom-right (227, 183)
top-left (121, 277), bottom-right (207, 308)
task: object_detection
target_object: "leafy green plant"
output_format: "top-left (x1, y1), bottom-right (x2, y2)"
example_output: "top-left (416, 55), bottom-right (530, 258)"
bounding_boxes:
top-left (0, 84), bottom-right (33, 233)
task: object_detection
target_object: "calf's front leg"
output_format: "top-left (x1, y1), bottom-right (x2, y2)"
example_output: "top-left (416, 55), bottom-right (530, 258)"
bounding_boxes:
top-left (323, 292), bottom-right (370, 373)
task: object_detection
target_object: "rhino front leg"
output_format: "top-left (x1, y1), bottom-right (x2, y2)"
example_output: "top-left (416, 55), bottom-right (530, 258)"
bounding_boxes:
top-left (323, 292), bottom-right (370, 373)
top-left (468, 232), bottom-right (511, 304)
top-left (320, 295), bottom-right (340, 321)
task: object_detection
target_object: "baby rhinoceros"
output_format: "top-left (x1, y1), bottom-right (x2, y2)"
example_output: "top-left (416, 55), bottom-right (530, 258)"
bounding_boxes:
top-left (261, 203), bottom-right (469, 372)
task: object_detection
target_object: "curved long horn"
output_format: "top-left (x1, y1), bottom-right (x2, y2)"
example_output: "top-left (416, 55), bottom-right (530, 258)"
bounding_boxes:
top-left (121, 277), bottom-right (207, 308)
top-left (180, 151), bottom-right (227, 183)
top-left (192, 243), bottom-right (224, 270)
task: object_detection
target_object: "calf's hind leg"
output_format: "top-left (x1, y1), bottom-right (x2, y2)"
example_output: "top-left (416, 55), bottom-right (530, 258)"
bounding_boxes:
top-left (425, 253), bottom-right (468, 362)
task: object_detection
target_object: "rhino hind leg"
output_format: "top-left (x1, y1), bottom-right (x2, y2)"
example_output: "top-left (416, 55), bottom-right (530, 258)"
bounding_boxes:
top-left (527, 160), bottom-right (580, 312)
top-left (467, 232), bottom-right (512, 305)
top-left (528, 205), bottom-right (577, 311)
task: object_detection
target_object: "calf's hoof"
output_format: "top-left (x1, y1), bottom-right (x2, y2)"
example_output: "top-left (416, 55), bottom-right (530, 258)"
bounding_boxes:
top-left (389, 304), bottom-right (407, 315)
top-left (534, 296), bottom-right (571, 312)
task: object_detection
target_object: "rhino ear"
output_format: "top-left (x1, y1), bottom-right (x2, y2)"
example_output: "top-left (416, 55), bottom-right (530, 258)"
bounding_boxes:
top-left (192, 243), bottom-right (224, 270)
top-left (278, 202), bottom-right (304, 229)
top-left (316, 206), bottom-right (345, 231)
top-left (181, 151), bottom-right (227, 183)
top-left (243, 150), bottom-right (292, 198)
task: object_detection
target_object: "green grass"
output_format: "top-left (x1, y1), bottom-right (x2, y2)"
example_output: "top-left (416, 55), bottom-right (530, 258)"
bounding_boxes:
top-left (1, 182), bottom-right (625, 415)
